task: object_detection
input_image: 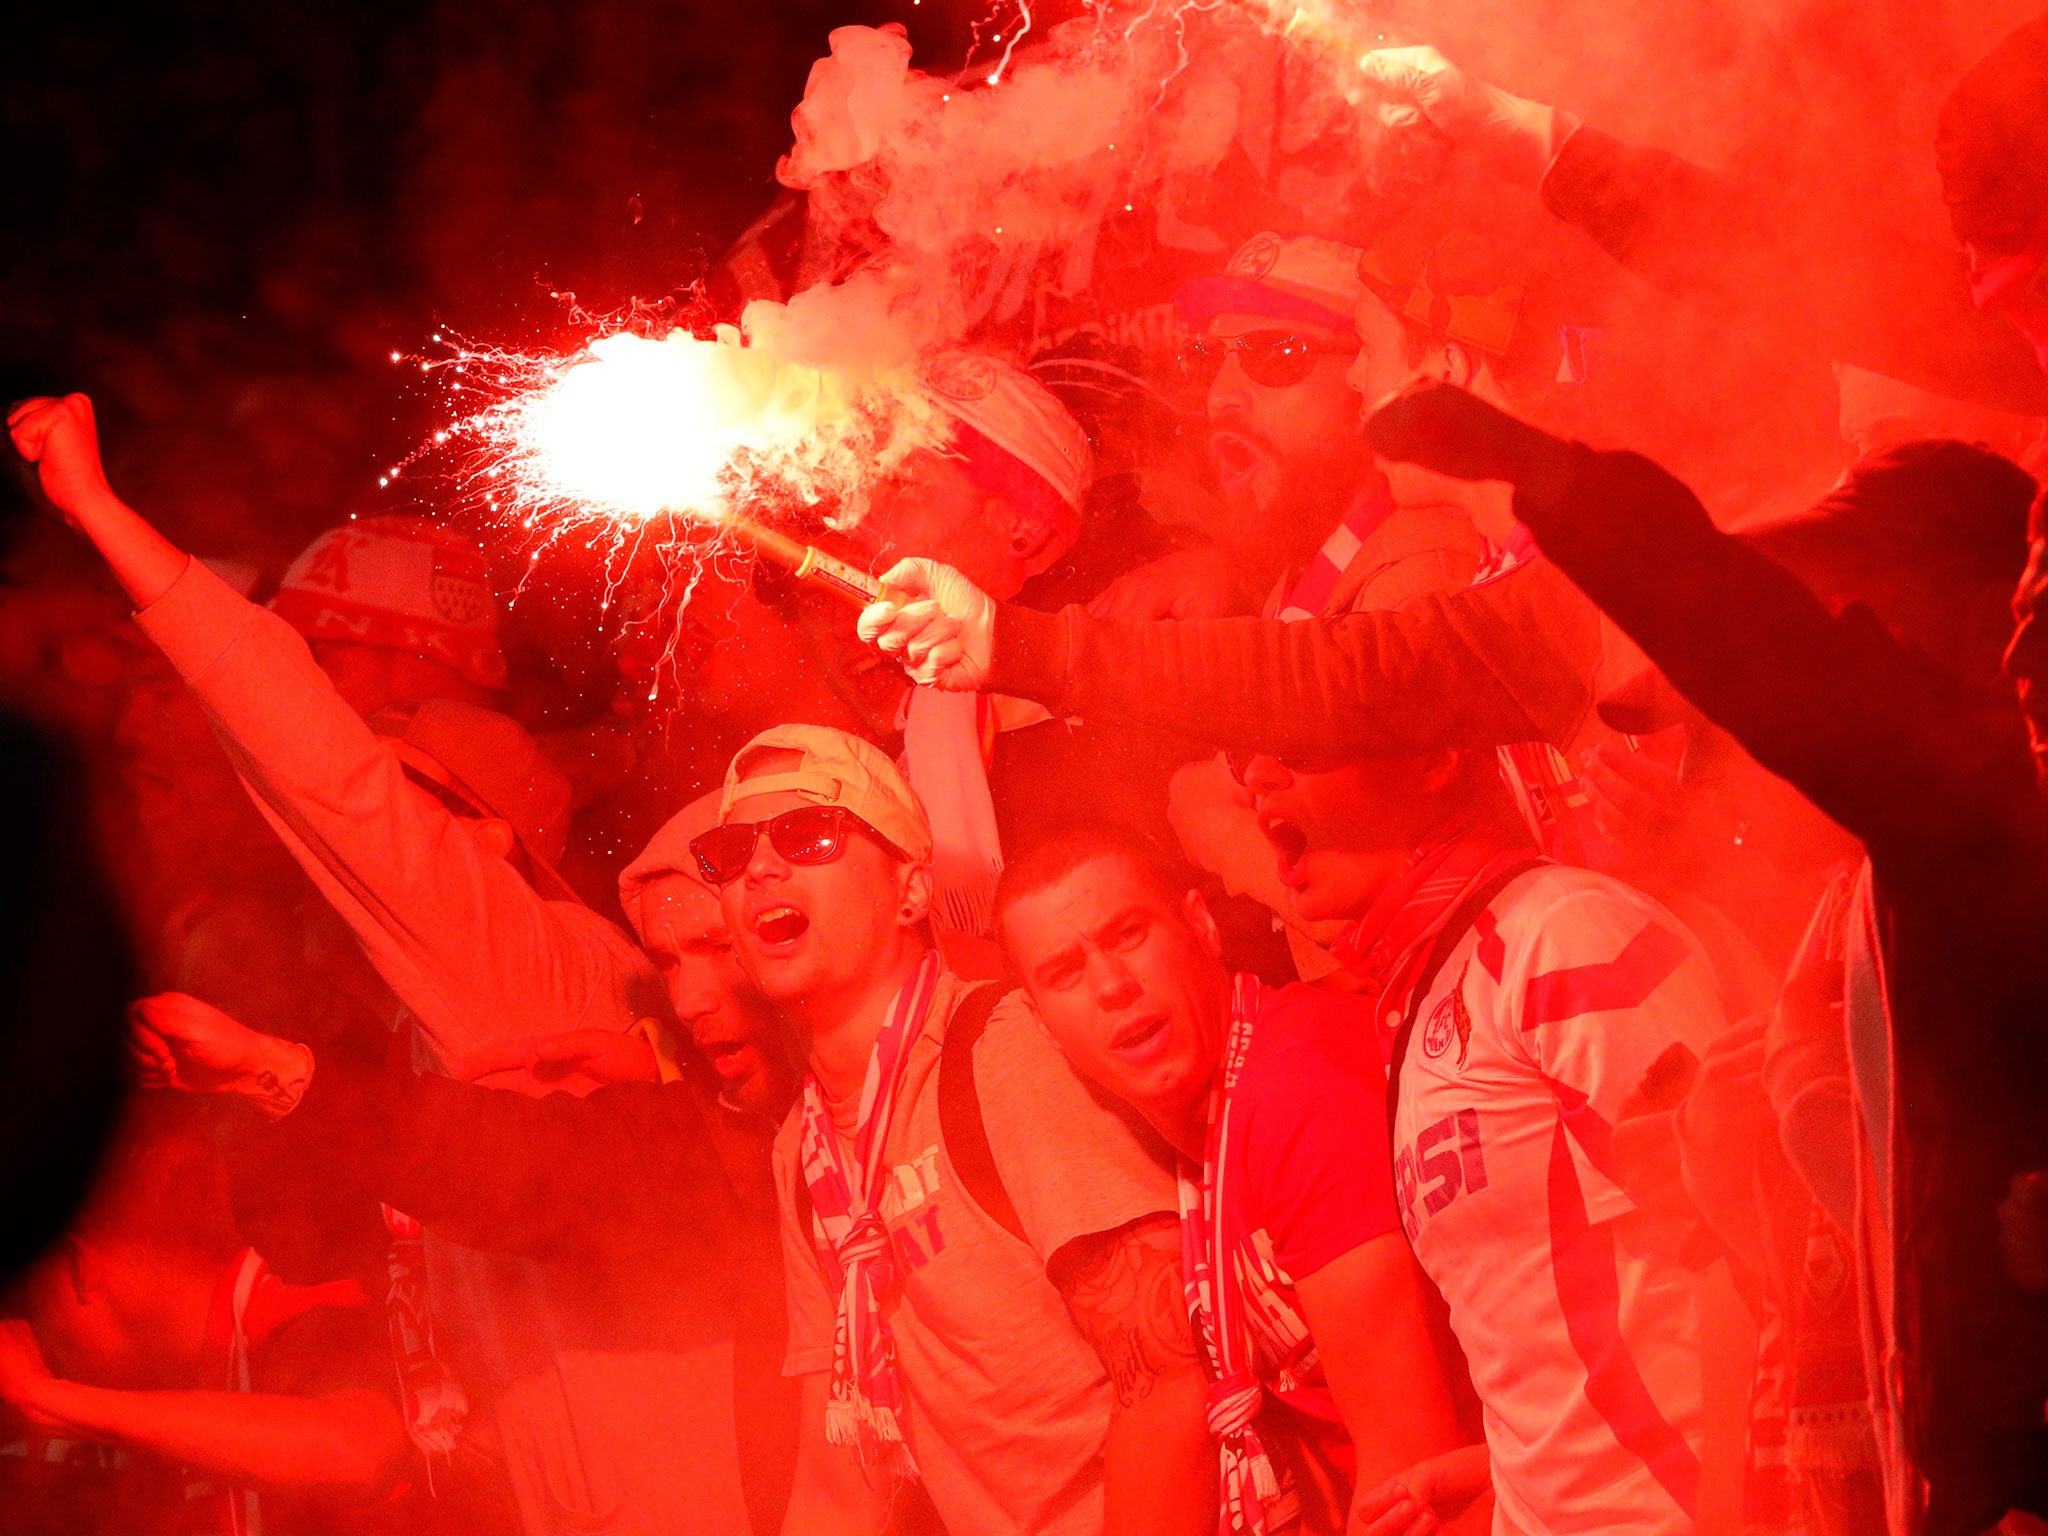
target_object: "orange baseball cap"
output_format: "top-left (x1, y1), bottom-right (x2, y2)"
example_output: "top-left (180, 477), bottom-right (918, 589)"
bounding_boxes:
top-left (718, 724), bottom-right (932, 866)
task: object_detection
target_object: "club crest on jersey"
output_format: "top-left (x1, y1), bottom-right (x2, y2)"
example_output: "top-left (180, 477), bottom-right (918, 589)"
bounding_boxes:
top-left (1420, 962), bottom-right (1475, 1068)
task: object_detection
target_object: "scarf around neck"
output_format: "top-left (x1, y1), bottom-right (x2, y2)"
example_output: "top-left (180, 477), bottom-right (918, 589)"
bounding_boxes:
top-left (1275, 472), bottom-right (1401, 622)
top-left (1332, 818), bottom-right (1538, 1056)
top-left (1180, 972), bottom-right (1285, 1536)
top-left (797, 950), bottom-right (943, 1474)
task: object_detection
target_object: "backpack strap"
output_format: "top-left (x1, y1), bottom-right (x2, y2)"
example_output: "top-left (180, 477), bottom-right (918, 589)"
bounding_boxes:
top-left (1385, 858), bottom-right (1548, 1124)
top-left (937, 982), bottom-right (1027, 1244)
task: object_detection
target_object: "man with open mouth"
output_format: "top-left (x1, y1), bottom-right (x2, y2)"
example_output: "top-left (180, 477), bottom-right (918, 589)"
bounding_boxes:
top-left (1156, 230), bottom-right (1515, 987)
top-left (119, 782), bottom-right (822, 1534)
top-left (694, 723), bottom-right (1213, 1536)
top-left (1230, 734), bottom-right (1727, 1536)
top-left (993, 822), bottom-right (1484, 1536)
top-left (1168, 229), bottom-right (1505, 616)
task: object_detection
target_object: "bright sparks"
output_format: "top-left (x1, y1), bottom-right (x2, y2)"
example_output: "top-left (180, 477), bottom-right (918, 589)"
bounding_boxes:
top-left (379, 299), bottom-right (939, 708)
top-left (447, 298), bottom-right (941, 547)
top-left (517, 329), bottom-right (789, 522)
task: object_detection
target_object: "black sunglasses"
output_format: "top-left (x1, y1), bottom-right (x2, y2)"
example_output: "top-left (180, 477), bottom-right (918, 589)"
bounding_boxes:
top-left (1180, 330), bottom-right (1359, 390)
top-left (689, 805), bottom-right (907, 887)
top-left (1225, 747), bottom-right (1352, 788)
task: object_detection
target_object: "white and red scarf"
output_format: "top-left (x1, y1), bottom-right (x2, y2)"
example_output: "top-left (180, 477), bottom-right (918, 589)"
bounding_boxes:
top-left (381, 1204), bottom-right (469, 1465)
top-left (1179, 972), bottom-right (1286, 1536)
top-left (1274, 473), bottom-right (1402, 622)
top-left (798, 950), bottom-right (942, 1472)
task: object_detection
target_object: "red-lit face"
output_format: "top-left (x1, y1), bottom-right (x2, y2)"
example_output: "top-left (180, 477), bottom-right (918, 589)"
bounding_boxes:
top-left (1243, 754), bottom-right (1445, 920)
top-left (636, 874), bottom-right (795, 1118)
top-left (713, 775), bottom-right (927, 1014)
top-left (863, 448), bottom-right (1073, 600)
top-left (1204, 313), bottom-right (1367, 540)
top-left (1000, 853), bottom-right (1228, 1146)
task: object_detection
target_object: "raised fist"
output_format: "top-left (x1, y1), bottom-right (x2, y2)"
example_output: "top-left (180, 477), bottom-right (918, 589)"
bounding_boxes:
top-left (129, 991), bottom-right (309, 1113)
top-left (1358, 46), bottom-right (1577, 188)
top-left (8, 394), bottom-right (117, 527)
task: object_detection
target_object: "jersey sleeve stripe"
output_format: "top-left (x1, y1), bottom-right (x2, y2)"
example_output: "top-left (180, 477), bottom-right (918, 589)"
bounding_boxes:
top-left (1546, 1121), bottom-right (1703, 1520)
top-left (1542, 1073), bottom-right (1620, 1186)
top-left (1520, 922), bottom-right (1691, 1031)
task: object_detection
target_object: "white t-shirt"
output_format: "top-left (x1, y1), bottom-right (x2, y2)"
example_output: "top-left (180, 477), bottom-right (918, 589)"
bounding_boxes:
top-left (776, 978), bottom-right (1178, 1536)
top-left (1391, 866), bottom-right (1723, 1536)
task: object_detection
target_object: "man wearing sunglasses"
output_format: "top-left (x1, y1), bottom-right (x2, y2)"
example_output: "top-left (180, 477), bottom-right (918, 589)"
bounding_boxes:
top-left (695, 724), bottom-right (1213, 1536)
top-left (1149, 232), bottom-right (1523, 986)
top-left (620, 348), bottom-right (1090, 941)
top-left (1169, 231), bottom-right (1494, 617)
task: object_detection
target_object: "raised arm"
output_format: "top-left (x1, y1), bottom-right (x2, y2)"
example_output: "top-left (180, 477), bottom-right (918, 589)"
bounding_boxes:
top-left (1051, 1214), bottom-right (1217, 1536)
top-left (1357, 49), bottom-right (2047, 416)
top-left (1365, 381), bottom-right (2047, 865)
top-left (130, 992), bottom-right (746, 1262)
top-left (8, 396), bottom-right (186, 605)
top-left (1538, 127), bottom-right (2044, 415)
top-left (10, 394), bottom-right (654, 1068)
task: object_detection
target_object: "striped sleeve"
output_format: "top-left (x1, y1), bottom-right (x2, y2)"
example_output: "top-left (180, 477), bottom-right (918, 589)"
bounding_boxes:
top-left (1501, 879), bottom-right (1725, 1216)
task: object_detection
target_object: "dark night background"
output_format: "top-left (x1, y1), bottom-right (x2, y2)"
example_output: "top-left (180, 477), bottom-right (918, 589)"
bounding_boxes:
top-left (0, 0), bottom-right (1000, 579)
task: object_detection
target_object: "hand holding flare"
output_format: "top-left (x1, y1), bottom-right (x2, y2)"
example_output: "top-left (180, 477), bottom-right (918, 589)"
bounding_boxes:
top-left (725, 512), bottom-right (904, 610)
top-left (857, 558), bottom-right (998, 691)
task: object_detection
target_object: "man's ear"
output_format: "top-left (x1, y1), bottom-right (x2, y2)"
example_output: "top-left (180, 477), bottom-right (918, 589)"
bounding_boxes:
top-left (1181, 887), bottom-right (1224, 961)
top-left (60, 1237), bottom-right (102, 1307)
top-left (1411, 340), bottom-right (1471, 388)
top-left (897, 861), bottom-right (934, 928)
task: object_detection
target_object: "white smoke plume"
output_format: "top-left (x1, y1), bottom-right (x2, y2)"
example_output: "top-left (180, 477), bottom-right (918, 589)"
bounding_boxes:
top-left (770, 9), bottom-right (1370, 349)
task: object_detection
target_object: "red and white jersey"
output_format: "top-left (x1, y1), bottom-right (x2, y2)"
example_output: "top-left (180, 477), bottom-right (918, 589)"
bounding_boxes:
top-left (1390, 865), bottom-right (1723, 1536)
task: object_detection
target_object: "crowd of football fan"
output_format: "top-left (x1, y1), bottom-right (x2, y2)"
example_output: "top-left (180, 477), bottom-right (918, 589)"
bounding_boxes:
top-left (4, 19), bottom-right (2048, 1536)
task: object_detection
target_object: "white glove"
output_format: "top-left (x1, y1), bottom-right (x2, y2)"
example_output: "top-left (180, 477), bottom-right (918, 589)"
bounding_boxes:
top-left (1358, 45), bottom-right (1579, 188)
top-left (857, 559), bottom-right (997, 691)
